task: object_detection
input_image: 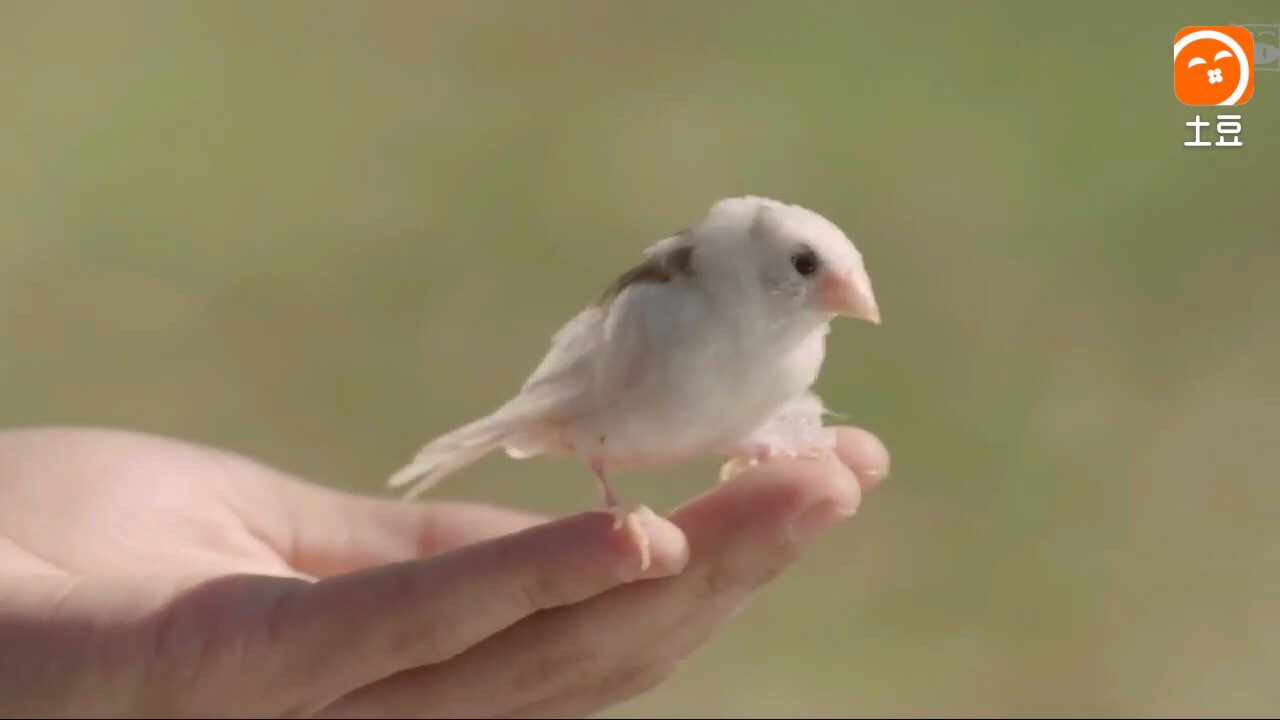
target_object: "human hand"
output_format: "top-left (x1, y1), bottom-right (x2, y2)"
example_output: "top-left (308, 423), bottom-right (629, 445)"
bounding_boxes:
top-left (0, 425), bottom-right (888, 717)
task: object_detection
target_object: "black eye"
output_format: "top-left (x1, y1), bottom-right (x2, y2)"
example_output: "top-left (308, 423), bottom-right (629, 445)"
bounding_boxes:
top-left (790, 247), bottom-right (820, 277)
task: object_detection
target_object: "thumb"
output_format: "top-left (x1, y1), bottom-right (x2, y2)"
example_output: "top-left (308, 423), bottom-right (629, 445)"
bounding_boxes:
top-left (255, 481), bottom-right (550, 578)
top-left (219, 455), bottom-right (549, 578)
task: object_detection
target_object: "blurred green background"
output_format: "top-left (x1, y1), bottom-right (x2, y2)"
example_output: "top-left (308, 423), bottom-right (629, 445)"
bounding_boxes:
top-left (3, 1), bottom-right (1278, 715)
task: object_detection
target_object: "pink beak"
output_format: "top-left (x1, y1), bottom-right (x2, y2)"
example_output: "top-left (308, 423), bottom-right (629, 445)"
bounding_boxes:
top-left (815, 267), bottom-right (880, 324)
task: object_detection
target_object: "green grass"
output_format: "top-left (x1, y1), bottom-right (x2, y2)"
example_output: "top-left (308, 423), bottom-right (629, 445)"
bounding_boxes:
top-left (2, 1), bottom-right (1278, 715)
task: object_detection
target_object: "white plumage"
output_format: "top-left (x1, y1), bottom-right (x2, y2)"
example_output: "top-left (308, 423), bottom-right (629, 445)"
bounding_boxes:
top-left (387, 196), bottom-right (880, 560)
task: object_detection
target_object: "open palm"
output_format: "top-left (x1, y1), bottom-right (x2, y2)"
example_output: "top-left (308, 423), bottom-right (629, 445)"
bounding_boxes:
top-left (0, 425), bottom-right (887, 717)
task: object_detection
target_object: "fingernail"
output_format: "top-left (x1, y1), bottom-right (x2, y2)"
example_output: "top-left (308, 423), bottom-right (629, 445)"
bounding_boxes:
top-left (851, 433), bottom-right (891, 487)
top-left (788, 500), bottom-right (856, 546)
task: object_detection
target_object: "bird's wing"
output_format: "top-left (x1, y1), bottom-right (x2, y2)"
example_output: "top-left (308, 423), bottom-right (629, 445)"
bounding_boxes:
top-left (515, 287), bottom-right (683, 417)
top-left (515, 305), bottom-right (609, 405)
top-left (515, 304), bottom-right (650, 410)
top-left (509, 235), bottom-right (699, 423)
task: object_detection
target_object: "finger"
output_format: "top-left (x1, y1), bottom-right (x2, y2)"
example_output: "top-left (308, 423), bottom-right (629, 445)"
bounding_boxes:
top-left (511, 453), bottom-right (862, 717)
top-left (242, 474), bottom-right (549, 578)
top-left (274, 508), bottom-right (690, 716)
top-left (487, 425), bottom-right (887, 717)
top-left (832, 425), bottom-right (891, 489)
top-left (324, 428), bottom-right (875, 719)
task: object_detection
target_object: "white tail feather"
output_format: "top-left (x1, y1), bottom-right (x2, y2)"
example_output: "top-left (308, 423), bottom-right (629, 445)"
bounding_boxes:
top-left (387, 412), bottom-right (518, 501)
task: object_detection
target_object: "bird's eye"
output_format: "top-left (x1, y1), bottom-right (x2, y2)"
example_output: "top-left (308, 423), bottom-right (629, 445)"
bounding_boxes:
top-left (790, 247), bottom-right (820, 277)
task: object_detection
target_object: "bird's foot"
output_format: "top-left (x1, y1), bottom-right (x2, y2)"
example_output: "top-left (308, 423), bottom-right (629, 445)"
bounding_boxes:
top-left (586, 452), bottom-right (653, 573)
top-left (719, 444), bottom-right (782, 482)
top-left (718, 444), bottom-right (837, 482)
top-left (605, 502), bottom-right (654, 573)
top-left (718, 456), bottom-right (759, 482)
top-left (797, 445), bottom-right (837, 460)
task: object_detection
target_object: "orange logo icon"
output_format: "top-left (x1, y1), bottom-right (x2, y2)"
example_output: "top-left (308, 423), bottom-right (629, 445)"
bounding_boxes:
top-left (1175, 26), bottom-right (1254, 105)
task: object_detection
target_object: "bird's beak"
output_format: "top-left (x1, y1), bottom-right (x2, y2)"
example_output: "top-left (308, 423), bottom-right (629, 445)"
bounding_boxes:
top-left (815, 267), bottom-right (880, 324)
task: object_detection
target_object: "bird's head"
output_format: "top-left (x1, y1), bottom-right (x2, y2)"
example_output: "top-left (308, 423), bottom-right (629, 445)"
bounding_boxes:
top-left (693, 196), bottom-right (880, 325)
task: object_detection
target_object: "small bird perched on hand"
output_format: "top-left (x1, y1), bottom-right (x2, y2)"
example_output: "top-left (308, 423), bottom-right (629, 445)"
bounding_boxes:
top-left (388, 195), bottom-right (880, 568)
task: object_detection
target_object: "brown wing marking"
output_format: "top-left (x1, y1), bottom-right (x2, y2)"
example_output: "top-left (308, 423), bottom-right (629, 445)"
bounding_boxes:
top-left (595, 242), bottom-right (695, 307)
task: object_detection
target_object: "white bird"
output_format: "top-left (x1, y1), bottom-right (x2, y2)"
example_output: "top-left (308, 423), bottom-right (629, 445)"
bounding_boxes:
top-left (388, 195), bottom-right (880, 566)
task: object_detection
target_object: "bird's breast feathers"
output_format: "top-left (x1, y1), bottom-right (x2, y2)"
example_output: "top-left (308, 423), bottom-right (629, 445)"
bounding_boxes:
top-left (578, 284), bottom-right (828, 462)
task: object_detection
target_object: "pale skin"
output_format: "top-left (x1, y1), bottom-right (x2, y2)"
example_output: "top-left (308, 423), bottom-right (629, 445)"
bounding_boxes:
top-left (0, 424), bottom-right (888, 718)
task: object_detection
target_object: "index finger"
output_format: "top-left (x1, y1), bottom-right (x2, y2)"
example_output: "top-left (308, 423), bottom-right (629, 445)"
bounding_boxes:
top-left (268, 508), bottom-right (689, 713)
top-left (321, 426), bottom-right (886, 718)
top-left (507, 433), bottom-right (882, 717)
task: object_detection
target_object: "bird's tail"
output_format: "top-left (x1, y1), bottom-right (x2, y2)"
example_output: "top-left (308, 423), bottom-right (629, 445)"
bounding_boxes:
top-left (387, 410), bottom-right (521, 501)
